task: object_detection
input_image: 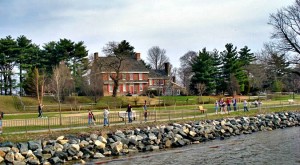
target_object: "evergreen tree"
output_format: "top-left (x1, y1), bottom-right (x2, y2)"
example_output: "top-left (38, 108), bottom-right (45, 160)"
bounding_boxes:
top-left (190, 48), bottom-right (217, 95)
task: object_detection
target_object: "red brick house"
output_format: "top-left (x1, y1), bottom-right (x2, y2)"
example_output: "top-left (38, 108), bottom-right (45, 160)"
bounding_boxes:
top-left (93, 52), bottom-right (184, 96)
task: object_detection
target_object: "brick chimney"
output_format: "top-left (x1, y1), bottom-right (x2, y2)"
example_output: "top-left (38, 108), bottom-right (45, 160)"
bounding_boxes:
top-left (164, 62), bottom-right (170, 76)
top-left (172, 76), bottom-right (176, 83)
top-left (135, 53), bottom-right (141, 60)
top-left (94, 52), bottom-right (99, 60)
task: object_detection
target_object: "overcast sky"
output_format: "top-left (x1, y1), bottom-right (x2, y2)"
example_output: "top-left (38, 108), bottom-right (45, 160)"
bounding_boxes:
top-left (0, 0), bottom-right (294, 68)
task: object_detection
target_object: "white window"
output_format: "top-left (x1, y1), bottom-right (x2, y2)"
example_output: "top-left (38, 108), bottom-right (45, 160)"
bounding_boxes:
top-left (122, 73), bottom-right (126, 80)
top-left (149, 79), bottom-right (152, 85)
top-left (108, 74), bottom-right (112, 80)
top-left (139, 73), bottom-right (143, 80)
top-left (139, 83), bottom-right (143, 91)
top-left (160, 80), bottom-right (164, 85)
top-left (109, 84), bottom-right (113, 92)
top-left (130, 73), bottom-right (133, 80)
top-left (123, 84), bottom-right (126, 92)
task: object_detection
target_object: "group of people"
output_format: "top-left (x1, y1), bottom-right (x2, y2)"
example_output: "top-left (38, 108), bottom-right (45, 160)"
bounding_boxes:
top-left (88, 108), bottom-right (110, 127)
top-left (214, 97), bottom-right (238, 114)
top-left (87, 100), bottom-right (149, 127)
top-left (214, 97), bottom-right (261, 114)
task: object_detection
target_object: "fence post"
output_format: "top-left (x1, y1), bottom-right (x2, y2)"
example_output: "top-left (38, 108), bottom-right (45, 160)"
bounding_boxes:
top-left (181, 108), bottom-right (183, 119)
top-left (48, 117), bottom-right (50, 132)
top-left (140, 111), bottom-right (142, 124)
top-left (125, 113), bottom-right (127, 125)
top-left (155, 109), bottom-right (157, 122)
top-left (25, 119), bottom-right (28, 134)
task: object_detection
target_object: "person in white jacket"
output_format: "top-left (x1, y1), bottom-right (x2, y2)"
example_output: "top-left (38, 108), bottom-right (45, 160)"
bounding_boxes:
top-left (103, 109), bottom-right (110, 126)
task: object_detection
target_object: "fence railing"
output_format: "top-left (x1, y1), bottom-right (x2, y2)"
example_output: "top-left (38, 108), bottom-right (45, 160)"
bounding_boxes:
top-left (1, 102), bottom-right (299, 134)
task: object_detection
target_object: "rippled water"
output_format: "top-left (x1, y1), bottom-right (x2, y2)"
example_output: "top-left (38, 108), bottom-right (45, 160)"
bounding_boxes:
top-left (83, 127), bottom-right (300, 165)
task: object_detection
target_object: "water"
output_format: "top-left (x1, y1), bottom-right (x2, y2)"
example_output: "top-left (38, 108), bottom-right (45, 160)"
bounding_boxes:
top-left (84, 127), bottom-right (300, 165)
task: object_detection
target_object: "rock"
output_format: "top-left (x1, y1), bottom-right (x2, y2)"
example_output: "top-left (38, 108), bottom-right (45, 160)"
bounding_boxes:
top-left (54, 151), bottom-right (68, 161)
top-left (5, 151), bottom-right (14, 162)
top-left (0, 150), bottom-right (5, 157)
top-left (151, 145), bottom-right (160, 150)
top-left (70, 144), bottom-right (80, 152)
top-left (79, 140), bottom-right (89, 147)
top-left (189, 131), bottom-right (197, 137)
top-left (26, 158), bottom-right (40, 165)
top-left (0, 141), bottom-right (14, 148)
top-left (94, 140), bottom-right (105, 149)
top-left (42, 153), bottom-right (52, 160)
top-left (165, 139), bottom-right (172, 148)
top-left (93, 152), bottom-right (105, 159)
top-left (148, 133), bottom-right (157, 141)
top-left (26, 150), bottom-right (37, 160)
top-left (14, 153), bottom-right (25, 161)
top-left (176, 140), bottom-right (185, 147)
top-left (13, 161), bottom-right (26, 165)
top-left (56, 136), bottom-right (64, 140)
top-left (54, 143), bottom-right (64, 151)
top-left (0, 147), bottom-right (11, 153)
top-left (42, 145), bottom-right (54, 154)
top-left (57, 139), bottom-right (69, 145)
top-left (68, 147), bottom-right (78, 157)
top-left (28, 141), bottom-right (42, 151)
top-left (183, 126), bottom-right (189, 134)
top-left (111, 141), bottom-right (123, 155)
top-left (90, 134), bottom-right (98, 140)
top-left (49, 156), bottom-right (63, 164)
top-left (0, 156), bottom-right (3, 163)
top-left (11, 147), bottom-right (19, 153)
top-left (98, 136), bottom-right (107, 144)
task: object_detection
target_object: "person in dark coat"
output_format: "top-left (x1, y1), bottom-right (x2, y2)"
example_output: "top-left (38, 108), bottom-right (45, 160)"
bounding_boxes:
top-left (126, 104), bottom-right (132, 123)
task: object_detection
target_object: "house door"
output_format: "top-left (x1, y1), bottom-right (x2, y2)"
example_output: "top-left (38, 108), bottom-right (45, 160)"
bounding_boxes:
top-left (130, 85), bottom-right (134, 94)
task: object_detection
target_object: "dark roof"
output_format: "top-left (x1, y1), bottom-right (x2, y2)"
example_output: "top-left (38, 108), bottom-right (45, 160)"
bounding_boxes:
top-left (148, 69), bottom-right (168, 78)
top-left (98, 56), bottom-right (149, 72)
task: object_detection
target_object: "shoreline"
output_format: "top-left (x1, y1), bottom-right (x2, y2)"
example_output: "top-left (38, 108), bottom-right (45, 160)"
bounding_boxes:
top-left (0, 111), bottom-right (299, 164)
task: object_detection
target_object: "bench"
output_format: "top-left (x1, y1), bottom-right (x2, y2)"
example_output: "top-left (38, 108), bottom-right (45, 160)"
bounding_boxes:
top-left (198, 106), bottom-right (207, 113)
top-left (288, 99), bottom-right (295, 104)
top-left (118, 111), bottom-right (138, 121)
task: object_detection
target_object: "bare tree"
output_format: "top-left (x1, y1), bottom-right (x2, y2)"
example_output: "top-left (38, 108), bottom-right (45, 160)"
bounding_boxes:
top-left (49, 61), bottom-right (73, 125)
top-left (147, 46), bottom-right (169, 70)
top-left (34, 67), bottom-right (45, 105)
top-left (178, 51), bottom-right (197, 94)
top-left (195, 83), bottom-right (206, 104)
top-left (269, 0), bottom-right (300, 66)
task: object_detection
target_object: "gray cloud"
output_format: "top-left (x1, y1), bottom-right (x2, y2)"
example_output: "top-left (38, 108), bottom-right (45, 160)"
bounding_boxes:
top-left (0, 0), bottom-right (294, 68)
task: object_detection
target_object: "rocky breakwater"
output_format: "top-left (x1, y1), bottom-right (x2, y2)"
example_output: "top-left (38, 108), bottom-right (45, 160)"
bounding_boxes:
top-left (0, 112), bottom-right (299, 164)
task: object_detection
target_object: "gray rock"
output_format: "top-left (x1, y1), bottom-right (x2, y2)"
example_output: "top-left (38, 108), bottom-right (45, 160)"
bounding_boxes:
top-left (0, 141), bottom-right (15, 148)
top-left (54, 151), bottom-right (68, 161)
top-left (93, 152), bottom-right (105, 159)
top-left (28, 141), bottom-right (42, 151)
top-left (0, 147), bottom-right (11, 153)
top-left (26, 158), bottom-right (40, 165)
top-left (49, 156), bottom-right (63, 164)
top-left (90, 134), bottom-right (98, 140)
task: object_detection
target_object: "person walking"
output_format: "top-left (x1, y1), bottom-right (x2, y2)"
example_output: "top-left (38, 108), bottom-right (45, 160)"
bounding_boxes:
top-left (103, 108), bottom-right (109, 126)
top-left (88, 109), bottom-right (95, 126)
top-left (143, 101), bottom-right (148, 122)
top-left (232, 97), bottom-right (237, 111)
top-left (38, 103), bottom-right (44, 118)
top-left (243, 100), bottom-right (249, 112)
top-left (215, 100), bottom-right (219, 114)
top-left (127, 104), bottom-right (133, 123)
top-left (226, 98), bottom-right (231, 112)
